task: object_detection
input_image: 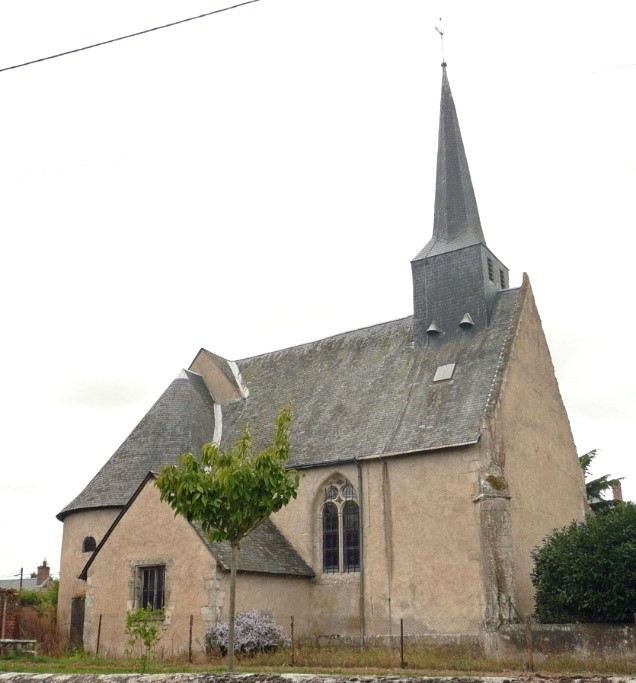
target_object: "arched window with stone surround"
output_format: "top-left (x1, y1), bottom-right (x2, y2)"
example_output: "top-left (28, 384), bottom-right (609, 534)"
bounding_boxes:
top-left (320, 477), bottom-right (360, 574)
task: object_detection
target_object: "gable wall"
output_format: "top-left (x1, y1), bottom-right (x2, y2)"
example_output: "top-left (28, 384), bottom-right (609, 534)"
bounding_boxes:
top-left (57, 509), bottom-right (119, 637)
top-left (84, 482), bottom-right (218, 657)
top-left (493, 282), bottom-right (587, 616)
top-left (272, 445), bottom-right (485, 636)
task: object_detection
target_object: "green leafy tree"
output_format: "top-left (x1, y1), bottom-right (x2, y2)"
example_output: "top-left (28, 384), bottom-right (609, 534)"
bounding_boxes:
top-left (155, 406), bottom-right (299, 671)
top-left (579, 449), bottom-right (623, 512)
top-left (532, 503), bottom-right (636, 623)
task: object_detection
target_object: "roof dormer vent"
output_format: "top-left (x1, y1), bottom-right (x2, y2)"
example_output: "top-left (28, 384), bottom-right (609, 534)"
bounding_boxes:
top-left (459, 313), bottom-right (474, 329)
top-left (426, 321), bottom-right (441, 335)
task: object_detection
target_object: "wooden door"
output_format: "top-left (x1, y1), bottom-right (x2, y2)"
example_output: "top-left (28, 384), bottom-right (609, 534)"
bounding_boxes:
top-left (70, 596), bottom-right (85, 648)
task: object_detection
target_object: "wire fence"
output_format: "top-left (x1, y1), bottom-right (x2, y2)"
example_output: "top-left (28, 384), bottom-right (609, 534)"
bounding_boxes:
top-left (82, 610), bottom-right (487, 664)
top-left (22, 601), bottom-right (636, 668)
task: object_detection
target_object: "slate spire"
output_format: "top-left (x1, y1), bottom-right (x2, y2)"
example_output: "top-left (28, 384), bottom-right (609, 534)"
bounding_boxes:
top-left (411, 63), bottom-right (509, 346)
top-left (415, 62), bottom-right (485, 260)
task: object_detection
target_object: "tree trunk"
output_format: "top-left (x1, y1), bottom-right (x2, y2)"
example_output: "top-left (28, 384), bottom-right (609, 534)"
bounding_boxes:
top-left (227, 541), bottom-right (239, 672)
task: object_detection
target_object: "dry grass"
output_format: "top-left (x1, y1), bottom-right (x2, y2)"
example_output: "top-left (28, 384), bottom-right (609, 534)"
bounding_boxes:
top-left (18, 606), bottom-right (68, 657)
top-left (1, 641), bottom-right (635, 676)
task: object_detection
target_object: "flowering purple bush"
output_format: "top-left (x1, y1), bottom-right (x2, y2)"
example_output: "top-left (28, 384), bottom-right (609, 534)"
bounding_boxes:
top-left (206, 610), bottom-right (288, 655)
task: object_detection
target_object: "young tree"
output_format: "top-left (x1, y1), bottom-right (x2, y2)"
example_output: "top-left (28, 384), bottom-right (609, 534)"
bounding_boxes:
top-left (155, 406), bottom-right (299, 671)
top-left (532, 503), bottom-right (636, 623)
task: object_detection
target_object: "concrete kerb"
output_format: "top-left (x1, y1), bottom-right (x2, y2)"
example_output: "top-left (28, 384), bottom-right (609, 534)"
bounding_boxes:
top-left (1, 675), bottom-right (636, 683)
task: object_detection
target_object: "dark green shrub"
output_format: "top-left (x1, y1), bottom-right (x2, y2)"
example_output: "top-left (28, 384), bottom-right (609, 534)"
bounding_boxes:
top-left (532, 503), bottom-right (636, 623)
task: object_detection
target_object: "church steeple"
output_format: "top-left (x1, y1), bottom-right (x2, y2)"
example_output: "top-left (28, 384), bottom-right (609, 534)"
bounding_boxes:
top-left (411, 63), bottom-right (509, 346)
top-left (417, 62), bottom-right (485, 259)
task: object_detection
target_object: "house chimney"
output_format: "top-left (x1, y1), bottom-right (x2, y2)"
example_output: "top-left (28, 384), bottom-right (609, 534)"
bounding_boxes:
top-left (611, 482), bottom-right (623, 502)
top-left (36, 559), bottom-right (50, 587)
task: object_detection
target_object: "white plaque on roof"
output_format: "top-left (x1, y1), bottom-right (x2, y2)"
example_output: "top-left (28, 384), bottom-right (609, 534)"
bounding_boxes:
top-left (434, 363), bottom-right (456, 382)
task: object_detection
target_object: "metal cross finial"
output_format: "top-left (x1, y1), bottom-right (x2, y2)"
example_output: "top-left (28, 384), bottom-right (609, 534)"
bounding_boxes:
top-left (435, 19), bottom-right (445, 66)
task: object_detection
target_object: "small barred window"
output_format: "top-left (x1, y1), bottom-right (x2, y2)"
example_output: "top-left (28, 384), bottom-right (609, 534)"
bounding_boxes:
top-left (138, 565), bottom-right (165, 610)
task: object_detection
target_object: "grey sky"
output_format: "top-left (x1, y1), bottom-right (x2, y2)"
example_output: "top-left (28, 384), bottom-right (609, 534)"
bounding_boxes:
top-left (1, 0), bottom-right (634, 580)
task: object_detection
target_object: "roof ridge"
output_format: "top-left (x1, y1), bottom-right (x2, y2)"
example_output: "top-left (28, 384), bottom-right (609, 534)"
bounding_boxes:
top-left (236, 315), bottom-right (413, 363)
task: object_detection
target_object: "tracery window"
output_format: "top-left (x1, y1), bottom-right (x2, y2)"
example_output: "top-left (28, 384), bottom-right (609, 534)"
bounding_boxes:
top-left (321, 478), bottom-right (360, 574)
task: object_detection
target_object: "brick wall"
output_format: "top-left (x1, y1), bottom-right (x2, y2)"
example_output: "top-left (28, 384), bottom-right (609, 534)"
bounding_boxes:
top-left (0, 589), bottom-right (19, 639)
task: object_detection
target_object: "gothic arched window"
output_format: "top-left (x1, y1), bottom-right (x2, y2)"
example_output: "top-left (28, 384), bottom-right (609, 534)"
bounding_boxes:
top-left (322, 502), bottom-right (339, 573)
top-left (321, 478), bottom-right (360, 574)
top-left (343, 500), bottom-right (360, 572)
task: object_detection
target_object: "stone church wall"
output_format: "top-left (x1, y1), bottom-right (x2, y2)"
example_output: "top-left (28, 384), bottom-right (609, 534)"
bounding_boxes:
top-left (272, 446), bottom-right (484, 636)
top-left (490, 279), bottom-right (588, 617)
top-left (57, 508), bottom-right (119, 636)
top-left (83, 482), bottom-right (218, 657)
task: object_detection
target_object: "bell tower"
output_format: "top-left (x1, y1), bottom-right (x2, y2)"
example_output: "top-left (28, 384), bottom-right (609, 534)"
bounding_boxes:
top-left (412, 64), bottom-right (508, 346)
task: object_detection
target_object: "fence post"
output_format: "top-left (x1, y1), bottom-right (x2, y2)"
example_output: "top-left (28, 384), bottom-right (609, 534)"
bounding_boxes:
top-left (189, 614), bottom-right (194, 663)
top-left (290, 615), bottom-right (295, 667)
top-left (96, 614), bottom-right (102, 655)
top-left (400, 618), bottom-right (406, 668)
top-left (524, 615), bottom-right (534, 672)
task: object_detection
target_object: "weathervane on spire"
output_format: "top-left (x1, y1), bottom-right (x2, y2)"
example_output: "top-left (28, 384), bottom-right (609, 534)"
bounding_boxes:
top-left (435, 19), bottom-right (446, 67)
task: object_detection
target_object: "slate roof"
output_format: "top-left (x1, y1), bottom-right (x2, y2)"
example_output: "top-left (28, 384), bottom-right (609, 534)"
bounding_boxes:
top-left (58, 370), bottom-right (217, 520)
top-left (0, 578), bottom-right (39, 590)
top-left (194, 520), bottom-right (314, 577)
top-left (218, 288), bottom-right (522, 467)
top-left (60, 286), bottom-right (523, 520)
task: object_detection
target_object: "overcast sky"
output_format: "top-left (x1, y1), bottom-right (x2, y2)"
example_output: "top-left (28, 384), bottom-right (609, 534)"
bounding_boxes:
top-left (1, 0), bottom-right (635, 581)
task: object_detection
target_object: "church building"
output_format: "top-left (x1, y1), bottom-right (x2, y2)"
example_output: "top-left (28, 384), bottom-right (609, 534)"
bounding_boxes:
top-left (56, 64), bottom-right (588, 656)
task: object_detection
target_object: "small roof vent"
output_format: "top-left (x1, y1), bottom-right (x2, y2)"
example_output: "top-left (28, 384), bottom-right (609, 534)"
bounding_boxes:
top-left (459, 313), bottom-right (474, 329)
top-left (426, 321), bottom-right (441, 335)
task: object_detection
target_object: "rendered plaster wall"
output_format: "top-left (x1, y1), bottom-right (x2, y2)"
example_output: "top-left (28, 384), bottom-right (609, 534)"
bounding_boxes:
top-left (83, 483), bottom-right (217, 658)
top-left (224, 572), bottom-right (312, 636)
top-left (57, 509), bottom-right (119, 637)
top-left (271, 463), bottom-right (362, 636)
top-left (272, 447), bottom-right (484, 636)
top-left (492, 280), bottom-right (587, 616)
top-left (363, 451), bottom-right (483, 635)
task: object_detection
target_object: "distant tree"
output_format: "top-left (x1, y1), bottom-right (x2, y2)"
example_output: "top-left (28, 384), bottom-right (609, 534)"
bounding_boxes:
top-left (155, 406), bottom-right (299, 672)
top-left (532, 503), bottom-right (636, 623)
top-left (579, 449), bottom-right (623, 512)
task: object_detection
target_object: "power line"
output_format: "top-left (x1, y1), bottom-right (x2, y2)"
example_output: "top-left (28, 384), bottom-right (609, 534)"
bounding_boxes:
top-left (0, 0), bottom-right (260, 75)
top-left (593, 61), bottom-right (636, 73)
